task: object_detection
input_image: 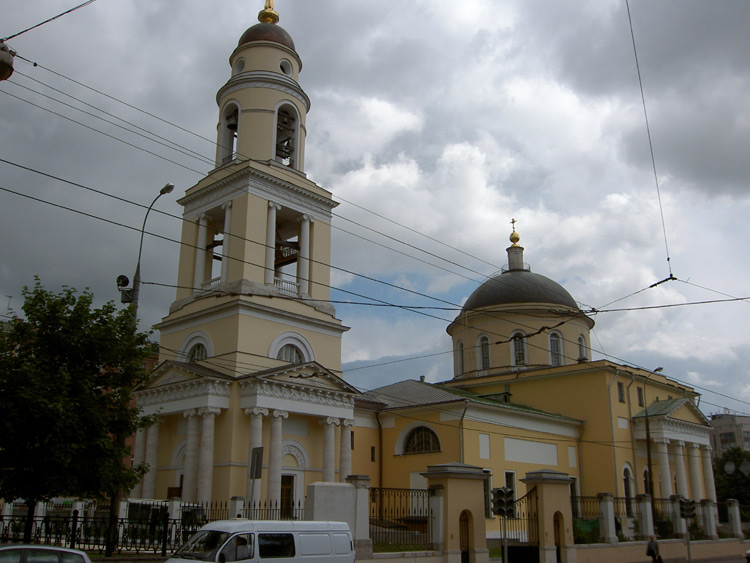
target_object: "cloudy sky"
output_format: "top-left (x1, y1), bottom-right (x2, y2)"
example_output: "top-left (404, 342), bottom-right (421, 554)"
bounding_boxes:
top-left (2, 0), bottom-right (750, 415)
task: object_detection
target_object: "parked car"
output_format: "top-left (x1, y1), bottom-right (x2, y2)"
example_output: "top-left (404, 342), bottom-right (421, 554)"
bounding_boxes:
top-left (0, 545), bottom-right (92, 563)
top-left (167, 519), bottom-right (354, 563)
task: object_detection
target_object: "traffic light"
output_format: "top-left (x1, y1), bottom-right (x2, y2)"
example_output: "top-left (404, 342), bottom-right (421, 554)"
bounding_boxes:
top-left (492, 487), bottom-right (514, 516)
top-left (679, 498), bottom-right (696, 519)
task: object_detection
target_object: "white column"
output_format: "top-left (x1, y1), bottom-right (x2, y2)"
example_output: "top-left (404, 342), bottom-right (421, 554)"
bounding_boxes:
top-left (321, 417), bottom-right (340, 482)
top-left (671, 440), bottom-right (688, 498)
top-left (193, 214), bottom-right (208, 290)
top-left (130, 428), bottom-right (146, 498)
top-left (142, 420), bottom-right (160, 499)
top-left (297, 214), bottom-right (312, 296)
top-left (688, 443), bottom-right (704, 499)
top-left (339, 419), bottom-right (353, 482)
top-left (654, 438), bottom-right (673, 498)
top-left (245, 407), bottom-right (268, 507)
top-left (267, 410), bottom-right (288, 504)
top-left (197, 407), bottom-right (221, 504)
top-left (220, 202), bottom-right (232, 283)
top-left (265, 203), bottom-right (280, 285)
top-left (182, 409), bottom-right (201, 503)
top-left (701, 445), bottom-right (717, 501)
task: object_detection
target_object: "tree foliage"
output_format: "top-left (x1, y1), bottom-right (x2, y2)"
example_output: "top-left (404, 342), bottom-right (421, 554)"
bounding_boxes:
top-left (0, 279), bottom-right (154, 505)
top-left (713, 447), bottom-right (750, 505)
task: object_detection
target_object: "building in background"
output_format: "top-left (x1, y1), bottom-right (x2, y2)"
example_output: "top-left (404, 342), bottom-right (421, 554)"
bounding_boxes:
top-left (709, 413), bottom-right (750, 455)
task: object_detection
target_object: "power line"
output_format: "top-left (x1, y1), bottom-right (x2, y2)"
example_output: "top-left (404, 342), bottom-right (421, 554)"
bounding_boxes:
top-left (2, 0), bottom-right (99, 42)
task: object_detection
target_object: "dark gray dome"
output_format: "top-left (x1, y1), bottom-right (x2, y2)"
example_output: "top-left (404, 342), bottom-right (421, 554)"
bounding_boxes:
top-left (238, 23), bottom-right (295, 51)
top-left (463, 270), bottom-right (579, 311)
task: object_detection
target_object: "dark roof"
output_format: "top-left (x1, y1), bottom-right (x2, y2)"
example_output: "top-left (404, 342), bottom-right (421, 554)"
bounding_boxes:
top-left (238, 23), bottom-right (295, 50)
top-left (462, 269), bottom-right (579, 312)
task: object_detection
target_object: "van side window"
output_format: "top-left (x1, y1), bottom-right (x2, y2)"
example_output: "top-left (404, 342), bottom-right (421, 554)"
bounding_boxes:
top-left (220, 534), bottom-right (254, 562)
top-left (258, 533), bottom-right (296, 558)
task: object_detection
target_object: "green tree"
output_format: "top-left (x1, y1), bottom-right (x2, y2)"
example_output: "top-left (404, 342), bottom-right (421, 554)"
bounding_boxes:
top-left (0, 279), bottom-right (154, 542)
top-left (713, 447), bottom-right (750, 506)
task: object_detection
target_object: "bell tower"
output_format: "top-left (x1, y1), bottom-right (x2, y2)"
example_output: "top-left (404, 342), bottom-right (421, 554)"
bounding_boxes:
top-left (158, 3), bottom-right (347, 376)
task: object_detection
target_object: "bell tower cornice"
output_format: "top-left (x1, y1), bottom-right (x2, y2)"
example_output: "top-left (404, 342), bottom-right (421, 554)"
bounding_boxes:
top-left (217, 70), bottom-right (310, 113)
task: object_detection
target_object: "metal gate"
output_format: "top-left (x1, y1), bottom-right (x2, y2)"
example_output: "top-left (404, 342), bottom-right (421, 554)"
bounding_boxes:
top-left (504, 486), bottom-right (539, 562)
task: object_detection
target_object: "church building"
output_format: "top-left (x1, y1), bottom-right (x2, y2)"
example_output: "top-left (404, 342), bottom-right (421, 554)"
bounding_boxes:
top-left (131, 1), bottom-right (717, 537)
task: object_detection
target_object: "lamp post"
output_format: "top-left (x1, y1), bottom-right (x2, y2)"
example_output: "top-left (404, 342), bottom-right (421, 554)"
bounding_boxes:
top-left (117, 182), bottom-right (174, 315)
top-left (108, 182), bottom-right (173, 556)
top-left (644, 367), bottom-right (663, 529)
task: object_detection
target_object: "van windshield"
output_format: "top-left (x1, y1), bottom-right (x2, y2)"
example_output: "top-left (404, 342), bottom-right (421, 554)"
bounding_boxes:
top-left (174, 530), bottom-right (230, 561)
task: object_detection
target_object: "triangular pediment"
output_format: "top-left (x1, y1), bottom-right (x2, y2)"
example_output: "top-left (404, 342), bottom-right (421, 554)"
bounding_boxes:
top-left (242, 361), bottom-right (359, 395)
top-left (138, 360), bottom-right (231, 391)
top-left (668, 401), bottom-right (710, 426)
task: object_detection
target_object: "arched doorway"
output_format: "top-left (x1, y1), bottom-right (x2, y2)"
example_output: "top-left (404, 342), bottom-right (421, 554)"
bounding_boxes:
top-left (554, 512), bottom-right (563, 563)
top-left (459, 510), bottom-right (471, 563)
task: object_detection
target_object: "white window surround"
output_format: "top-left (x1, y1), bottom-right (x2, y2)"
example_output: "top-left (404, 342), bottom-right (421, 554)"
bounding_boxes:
top-left (179, 331), bottom-right (213, 362)
top-left (269, 331), bottom-right (315, 363)
top-left (279, 58), bottom-right (293, 76)
top-left (394, 421), bottom-right (439, 456)
top-left (510, 331), bottom-right (527, 366)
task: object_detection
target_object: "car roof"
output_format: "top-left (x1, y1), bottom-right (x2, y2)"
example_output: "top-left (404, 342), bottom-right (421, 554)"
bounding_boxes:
top-left (199, 520), bottom-right (350, 534)
top-left (0, 546), bottom-right (91, 560)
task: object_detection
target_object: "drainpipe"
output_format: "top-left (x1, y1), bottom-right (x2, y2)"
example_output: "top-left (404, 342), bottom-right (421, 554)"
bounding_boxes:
top-left (459, 400), bottom-right (469, 464)
top-left (376, 412), bottom-right (383, 487)
top-left (608, 369), bottom-right (620, 495)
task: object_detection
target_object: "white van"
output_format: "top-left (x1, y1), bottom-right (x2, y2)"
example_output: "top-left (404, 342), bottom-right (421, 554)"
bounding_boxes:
top-left (167, 520), bottom-right (354, 563)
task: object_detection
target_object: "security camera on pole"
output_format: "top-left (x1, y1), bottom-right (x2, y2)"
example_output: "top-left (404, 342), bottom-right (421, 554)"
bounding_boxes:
top-left (492, 487), bottom-right (515, 562)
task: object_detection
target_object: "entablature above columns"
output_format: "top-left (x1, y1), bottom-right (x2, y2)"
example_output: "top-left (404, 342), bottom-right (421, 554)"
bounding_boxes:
top-left (137, 378), bottom-right (231, 416)
top-left (632, 417), bottom-right (711, 446)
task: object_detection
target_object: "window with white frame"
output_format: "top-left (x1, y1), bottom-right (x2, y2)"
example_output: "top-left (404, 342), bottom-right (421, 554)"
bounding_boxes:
top-left (549, 332), bottom-right (563, 366)
top-left (511, 332), bottom-right (527, 366)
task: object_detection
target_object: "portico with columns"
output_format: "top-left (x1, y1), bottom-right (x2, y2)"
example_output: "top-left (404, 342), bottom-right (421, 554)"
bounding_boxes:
top-left (632, 397), bottom-right (716, 502)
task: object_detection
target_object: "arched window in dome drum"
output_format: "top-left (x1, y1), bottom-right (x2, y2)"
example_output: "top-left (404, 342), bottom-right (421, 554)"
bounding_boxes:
top-left (511, 332), bottom-right (526, 366)
top-left (479, 336), bottom-right (490, 371)
top-left (549, 332), bottom-right (563, 366)
top-left (577, 335), bottom-right (587, 361)
top-left (457, 341), bottom-right (464, 375)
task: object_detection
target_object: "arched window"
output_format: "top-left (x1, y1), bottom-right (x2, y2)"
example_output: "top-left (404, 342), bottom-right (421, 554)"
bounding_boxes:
top-left (275, 103), bottom-right (299, 169)
top-left (549, 332), bottom-right (563, 366)
top-left (511, 332), bottom-right (527, 366)
top-left (277, 344), bottom-right (304, 364)
top-left (403, 426), bottom-right (440, 454)
top-left (188, 343), bottom-right (207, 363)
top-left (217, 102), bottom-right (240, 166)
top-left (457, 341), bottom-right (464, 375)
top-left (478, 336), bottom-right (490, 371)
top-left (577, 335), bottom-right (587, 361)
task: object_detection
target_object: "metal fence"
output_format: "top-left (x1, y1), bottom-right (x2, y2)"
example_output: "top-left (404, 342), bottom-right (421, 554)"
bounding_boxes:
top-left (369, 487), bottom-right (433, 552)
top-left (240, 500), bottom-right (304, 521)
top-left (502, 487), bottom-right (538, 546)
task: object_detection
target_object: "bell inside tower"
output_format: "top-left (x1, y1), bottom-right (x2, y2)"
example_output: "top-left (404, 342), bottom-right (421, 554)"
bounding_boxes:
top-left (217, 104), bottom-right (240, 166)
top-left (275, 104), bottom-right (297, 168)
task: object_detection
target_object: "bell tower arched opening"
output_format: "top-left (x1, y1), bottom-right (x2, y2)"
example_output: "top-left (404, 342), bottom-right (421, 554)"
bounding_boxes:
top-left (274, 103), bottom-right (299, 169)
top-left (216, 102), bottom-right (240, 167)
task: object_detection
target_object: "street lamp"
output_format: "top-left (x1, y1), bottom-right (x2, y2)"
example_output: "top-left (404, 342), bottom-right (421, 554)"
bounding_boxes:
top-left (117, 182), bottom-right (174, 314)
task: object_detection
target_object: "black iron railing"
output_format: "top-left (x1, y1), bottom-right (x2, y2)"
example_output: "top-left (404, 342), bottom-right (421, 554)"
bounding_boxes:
top-left (369, 487), bottom-right (433, 552)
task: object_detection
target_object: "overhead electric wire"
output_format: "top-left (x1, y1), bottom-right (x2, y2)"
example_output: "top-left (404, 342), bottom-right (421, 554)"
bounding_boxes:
top-left (2, 0), bottom-right (98, 42)
top-left (626, 0), bottom-right (673, 278)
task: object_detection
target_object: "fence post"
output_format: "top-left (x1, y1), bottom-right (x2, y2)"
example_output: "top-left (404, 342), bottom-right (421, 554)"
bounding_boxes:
top-left (345, 475), bottom-right (373, 560)
top-left (428, 485), bottom-right (444, 551)
top-left (70, 510), bottom-right (78, 550)
top-left (726, 499), bottom-right (742, 539)
top-left (597, 492), bottom-right (618, 543)
top-left (229, 497), bottom-right (244, 519)
top-left (636, 494), bottom-right (654, 540)
top-left (161, 511), bottom-right (169, 557)
top-left (670, 495), bottom-right (687, 537)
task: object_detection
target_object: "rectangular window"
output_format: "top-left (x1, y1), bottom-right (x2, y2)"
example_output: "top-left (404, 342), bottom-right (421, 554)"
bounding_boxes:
top-left (370, 446), bottom-right (376, 462)
top-left (350, 430), bottom-right (354, 450)
top-left (637, 387), bottom-right (644, 407)
top-left (720, 432), bottom-right (737, 448)
top-left (617, 381), bottom-right (625, 403)
top-left (479, 433), bottom-right (490, 459)
top-left (744, 431), bottom-right (750, 449)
